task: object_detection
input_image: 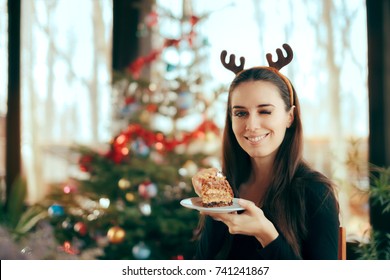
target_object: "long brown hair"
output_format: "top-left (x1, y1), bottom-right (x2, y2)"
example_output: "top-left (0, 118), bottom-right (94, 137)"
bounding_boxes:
top-left (222, 67), bottom-right (333, 257)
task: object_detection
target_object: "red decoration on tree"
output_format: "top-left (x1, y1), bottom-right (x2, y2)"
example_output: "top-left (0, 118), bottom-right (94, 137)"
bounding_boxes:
top-left (79, 154), bottom-right (94, 172)
top-left (127, 50), bottom-right (162, 79)
top-left (190, 15), bottom-right (200, 26)
top-left (102, 120), bottom-right (221, 163)
top-left (74, 221), bottom-right (88, 236)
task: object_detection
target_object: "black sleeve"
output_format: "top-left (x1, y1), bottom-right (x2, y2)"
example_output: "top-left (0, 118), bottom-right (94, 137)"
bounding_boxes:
top-left (301, 181), bottom-right (340, 259)
top-left (257, 234), bottom-right (301, 259)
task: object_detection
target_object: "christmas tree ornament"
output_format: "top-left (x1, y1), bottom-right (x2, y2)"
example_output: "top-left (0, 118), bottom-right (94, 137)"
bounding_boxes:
top-left (107, 226), bottom-right (126, 244)
top-left (132, 241), bottom-right (151, 260)
top-left (125, 192), bottom-right (135, 202)
top-left (73, 221), bottom-right (88, 236)
top-left (63, 183), bottom-right (77, 194)
top-left (139, 202), bottom-right (152, 216)
top-left (138, 181), bottom-right (158, 199)
top-left (99, 197), bottom-right (110, 208)
top-left (118, 178), bottom-right (131, 190)
top-left (48, 204), bottom-right (65, 217)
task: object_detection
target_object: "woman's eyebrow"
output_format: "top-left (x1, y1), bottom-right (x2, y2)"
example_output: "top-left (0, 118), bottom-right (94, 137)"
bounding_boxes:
top-left (232, 104), bottom-right (275, 109)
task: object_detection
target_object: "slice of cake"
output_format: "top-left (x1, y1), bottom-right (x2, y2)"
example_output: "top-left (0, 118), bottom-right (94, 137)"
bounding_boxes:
top-left (200, 171), bottom-right (233, 207)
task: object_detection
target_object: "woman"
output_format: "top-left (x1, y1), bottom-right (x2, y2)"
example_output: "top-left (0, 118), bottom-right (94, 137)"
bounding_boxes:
top-left (191, 44), bottom-right (340, 259)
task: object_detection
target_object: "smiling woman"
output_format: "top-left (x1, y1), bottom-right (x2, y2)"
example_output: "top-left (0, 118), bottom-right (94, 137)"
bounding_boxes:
top-left (191, 45), bottom-right (340, 260)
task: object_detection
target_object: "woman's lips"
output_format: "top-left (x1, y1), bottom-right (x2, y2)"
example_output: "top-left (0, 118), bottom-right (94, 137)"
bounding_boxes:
top-left (244, 133), bottom-right (269, 144)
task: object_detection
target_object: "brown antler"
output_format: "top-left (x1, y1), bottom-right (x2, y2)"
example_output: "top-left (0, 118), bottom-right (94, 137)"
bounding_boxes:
top-left (220, 50), bottom-right (245, 74)
top-left (266, 44), bottom-right (293, 70)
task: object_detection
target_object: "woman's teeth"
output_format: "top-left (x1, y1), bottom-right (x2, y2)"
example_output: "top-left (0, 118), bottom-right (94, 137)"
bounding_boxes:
top-left (246, 134), bottom-right (268, 143)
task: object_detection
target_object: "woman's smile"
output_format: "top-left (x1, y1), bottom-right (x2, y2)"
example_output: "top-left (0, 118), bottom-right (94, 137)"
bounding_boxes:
top-left (244, 133), bottom-right (270, 144)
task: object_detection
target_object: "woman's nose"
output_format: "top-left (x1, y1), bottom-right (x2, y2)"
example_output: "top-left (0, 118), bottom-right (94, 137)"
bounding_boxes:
top-left (245, 114), bottom-right (260, 131)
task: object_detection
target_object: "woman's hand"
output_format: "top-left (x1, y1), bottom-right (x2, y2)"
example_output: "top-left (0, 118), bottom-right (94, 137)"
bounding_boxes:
top-left (201, 198), bottom-right (279, 247)
top-left (191, 167), bottom-right (219, 197)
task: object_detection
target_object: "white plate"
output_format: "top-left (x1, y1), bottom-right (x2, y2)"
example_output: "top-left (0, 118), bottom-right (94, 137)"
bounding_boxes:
top-left (180, 197), bottom-right (244, 213)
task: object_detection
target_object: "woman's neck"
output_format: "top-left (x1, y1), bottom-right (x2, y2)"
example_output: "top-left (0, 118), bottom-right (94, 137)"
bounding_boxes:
top-left (250, 156), bottom-right (274, 186)
top-left (239, 157), bottom-right (274, 205)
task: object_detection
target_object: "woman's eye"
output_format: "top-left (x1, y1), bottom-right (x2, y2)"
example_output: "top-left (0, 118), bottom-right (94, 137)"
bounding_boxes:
top-left (259, 110), bottom-right (271, 115)
top-left (233, 111), bottom-right (247, 117)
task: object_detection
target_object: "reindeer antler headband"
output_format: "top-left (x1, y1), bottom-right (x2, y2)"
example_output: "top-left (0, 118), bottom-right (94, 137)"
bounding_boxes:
top-left (220, 43), bottom-right (294, 106)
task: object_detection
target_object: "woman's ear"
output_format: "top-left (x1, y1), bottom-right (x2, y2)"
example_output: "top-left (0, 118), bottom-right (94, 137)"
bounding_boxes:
top-left (287, 106), bottom-right (295, 128)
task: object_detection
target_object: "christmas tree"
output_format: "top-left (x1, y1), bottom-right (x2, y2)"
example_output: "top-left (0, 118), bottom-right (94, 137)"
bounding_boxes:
top-left (33, 1), bottom-right (225, 260)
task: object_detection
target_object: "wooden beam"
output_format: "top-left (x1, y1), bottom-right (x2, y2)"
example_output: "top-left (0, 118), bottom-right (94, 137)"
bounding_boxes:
top-left (112, 0), bottom-right (141, 71)
top-left (5, 0), bottom-right (22, 211)
top-left (366, 0), bottom-right (390, 253)
top-left (112, 0), bottom-right (152, 76)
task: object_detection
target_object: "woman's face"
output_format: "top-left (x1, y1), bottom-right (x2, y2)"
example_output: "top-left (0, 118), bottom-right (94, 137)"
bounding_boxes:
top-left (231, 80), bottom-right (294, 161)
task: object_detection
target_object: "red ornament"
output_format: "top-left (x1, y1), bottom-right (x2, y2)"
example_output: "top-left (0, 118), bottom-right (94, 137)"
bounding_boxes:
top-left (125, 97), bottom-right (136, 105)
top-left (63, 183), bottom-right (77, 194)
top-left (74, 221), bottom-right (88, 236)
top-left (146, 104), bottom-right (158, 112)
top-left (138, 181), bottom-right (158, 199)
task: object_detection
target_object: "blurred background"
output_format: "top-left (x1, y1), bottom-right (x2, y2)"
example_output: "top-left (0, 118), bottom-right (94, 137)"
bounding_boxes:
top-left (1, 0), bottom-right (388, 260)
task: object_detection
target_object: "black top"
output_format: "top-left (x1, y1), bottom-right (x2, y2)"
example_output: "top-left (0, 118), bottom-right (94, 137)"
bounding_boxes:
top-left (194, 179), bottom-right (340, 260)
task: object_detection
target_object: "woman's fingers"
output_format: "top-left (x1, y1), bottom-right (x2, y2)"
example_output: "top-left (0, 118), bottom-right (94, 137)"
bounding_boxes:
top-left (237, 198), bottom-right (259, 214)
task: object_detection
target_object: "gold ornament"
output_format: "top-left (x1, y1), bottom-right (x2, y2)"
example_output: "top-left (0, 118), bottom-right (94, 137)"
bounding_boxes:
top-left (118, 178), bottom-right (131, 190)
top-left (107, 226), bottom-right (126, 244)
top-left (125, 192), bottom-right (135, 202)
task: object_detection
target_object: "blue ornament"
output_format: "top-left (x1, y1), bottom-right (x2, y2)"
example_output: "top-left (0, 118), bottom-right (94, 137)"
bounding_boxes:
top-left (48, 204), bottom-right (65, 217)
top-left (132, 242), bottom-right (151, 259)
top-left (131, 138), bottom-right (150, 157)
